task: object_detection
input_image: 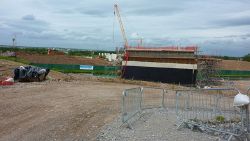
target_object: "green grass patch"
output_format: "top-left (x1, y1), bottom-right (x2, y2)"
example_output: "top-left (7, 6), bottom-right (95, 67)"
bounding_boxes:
top-left (215, 115), bottom-right (225, 122)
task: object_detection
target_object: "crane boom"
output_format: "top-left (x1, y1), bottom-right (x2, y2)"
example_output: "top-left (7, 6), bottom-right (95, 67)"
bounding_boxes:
top-left (114, 4), bottom-right (129, 49)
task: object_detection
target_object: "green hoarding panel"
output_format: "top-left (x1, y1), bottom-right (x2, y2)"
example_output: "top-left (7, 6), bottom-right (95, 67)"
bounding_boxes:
top-left (31, 63), bottom-right (79, 70)
top-left (218, 70), bottom-right (250, 75)
top-left (30, 63), bottom-right (121, 75)
top-left (93, 66), bottom-right (120, 71)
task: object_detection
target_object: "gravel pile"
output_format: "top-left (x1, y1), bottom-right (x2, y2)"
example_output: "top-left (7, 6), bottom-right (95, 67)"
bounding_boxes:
top-left (97, 108), bottom-right (219, 141)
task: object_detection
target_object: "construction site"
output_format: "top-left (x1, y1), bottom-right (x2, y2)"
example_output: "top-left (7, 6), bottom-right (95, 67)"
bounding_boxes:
top-left (1, 2), bottom-right (250, 141)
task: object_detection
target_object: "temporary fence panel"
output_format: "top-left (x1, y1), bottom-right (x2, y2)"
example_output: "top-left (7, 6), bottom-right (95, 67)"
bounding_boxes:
top-left (176, 88), bottom-right (249, 140)
top-left (122, 87), bottom-right (166, 127)
top-left (141, 87), bottom-right (165, 109)
top-left (164, 89), bottom-right (179, 109)
top-left (122, 87), bottom-right (142, 124)
top-left (248, 87), bottom-right (250, 132)
top-left (121, 86), bottom-right (250, 139)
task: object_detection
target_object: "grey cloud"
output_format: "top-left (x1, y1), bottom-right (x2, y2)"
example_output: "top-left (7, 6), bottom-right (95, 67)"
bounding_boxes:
top-left (25, 31), bottom-right (82, 41)
top-left (22, 15), bottom-right (36, 21)
top-left (185, 16), bottom-right (250, 30)
top-left (140, 36), bottom-right (250, 56)
top-left (202, 34), bottom-right (250, 41)
top-left (84, 10), bottom-right (108, 17)
top-left (126, 6), bottom-right (183, 16)
top-left (76, 8), bottom-right (111, 17)
top-left (5, 19), bottom-right (49, 33)
top-left (220, 34), bottom-right (250, 40)
top-left (61, 29), bottom-right (104, 40)
top-left (25, 32), bottom-right (62, 40)
top-left (54, 9), bottom-right (75, 14)
top-left (73, 2), bottom-right (183, 17)
top-left (199, 39), bottom-right (250, 57)
top-left (54, 7), bottom-right (111, 17)
top-left (214, 16), bottom-right (250, 27)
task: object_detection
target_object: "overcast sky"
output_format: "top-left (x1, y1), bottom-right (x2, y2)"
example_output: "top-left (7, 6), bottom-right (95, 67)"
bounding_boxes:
top-left (0, 0), bottom-right (250, 56)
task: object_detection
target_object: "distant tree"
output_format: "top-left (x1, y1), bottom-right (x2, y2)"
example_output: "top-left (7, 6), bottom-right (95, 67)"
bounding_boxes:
top-left (211, 55), bottom-right (239, 60)
top-left (243, 54), bottom-right (250, 62)
top-left (222, 56), bottom-right (229, 60)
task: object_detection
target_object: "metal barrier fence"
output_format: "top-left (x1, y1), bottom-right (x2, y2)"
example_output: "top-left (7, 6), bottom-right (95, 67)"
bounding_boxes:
top-left (122, 87), bottom-right (142, 125)
top-left (122, 87), bottom-right (250, 139)
top-left (176, 88), bottom-right (249, 140)
top-left (122, 87), bottom-right (166, 127)
top-left (141, 87), bottom-right (165, 109)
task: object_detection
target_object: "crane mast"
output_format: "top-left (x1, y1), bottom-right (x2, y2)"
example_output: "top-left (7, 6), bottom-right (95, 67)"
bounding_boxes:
top-left (114, 4), bottom-right (129, 49)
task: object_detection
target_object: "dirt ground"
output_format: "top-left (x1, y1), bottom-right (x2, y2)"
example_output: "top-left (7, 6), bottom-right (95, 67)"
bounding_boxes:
top-left (1, 80), bottom-right (249, 141)
top-left (0, 80), bottom-right (140, 141)
top-left (220, 60), bottom-right (250, 71)
top-left (1, 59), bottom-right (250, 141)
top-left (16, 51), bottom-right (111, 66)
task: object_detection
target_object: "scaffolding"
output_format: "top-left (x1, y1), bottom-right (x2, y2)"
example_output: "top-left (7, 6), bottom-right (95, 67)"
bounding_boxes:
top-left (197, 56), bottom-right (222, 87)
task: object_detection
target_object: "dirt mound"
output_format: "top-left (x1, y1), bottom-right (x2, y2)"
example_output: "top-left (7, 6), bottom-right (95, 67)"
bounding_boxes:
top-left (219, 60), bottom-right (250, 71)
top-left (16, 51), bottom-right (111, 66)
top-left (0, 59), bottom-right (71, 81)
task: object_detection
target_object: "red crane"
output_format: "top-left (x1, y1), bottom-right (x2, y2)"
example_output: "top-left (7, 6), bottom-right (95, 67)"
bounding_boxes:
top-left (114, 4), bottom-right (129, 49)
